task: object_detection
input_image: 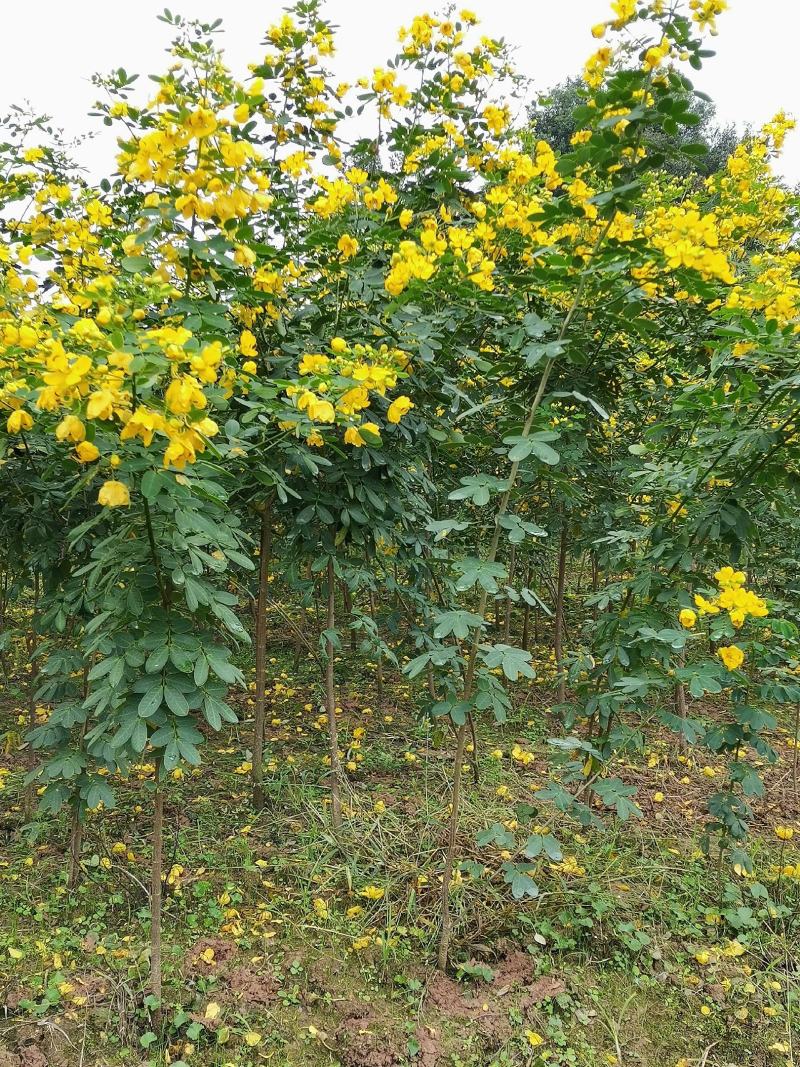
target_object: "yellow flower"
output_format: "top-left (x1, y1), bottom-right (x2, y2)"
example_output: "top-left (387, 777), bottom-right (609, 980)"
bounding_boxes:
top-left (239, 329), bottom-right (257, 357)
top-left (185, 107), bottom-right (218, 139)
top-left (360, 885), bottom-right (385, 900)
top-left (244, 1032), bottom-right (262, 1047)
top-left (387, 395), bottom-right (413, 423)
top-left (774, 825), bottom-right (794, 841)
top-left (18, 324), bottom-right (39, 349)
top-left (55, 414), bottom-right (86, 443)
top-left (97, 480), bottom-right (130, 507)
top-left (715, 566), bottom-right (745, 588)
top-left (75, 441), bottom-right (100, 463)
top-left (483, 104), bottom-right (509, 135)
top-left (694, 594), bottom-right (720, 616)
top-left (242, 361), bottom-right (257, 375)
top-left (717, 645), bottom-right (744, 671)
top-left (583, 46), bottom-right (613, 88)
top-left (337, 234), bottom-right (359, 259)
top-left (399, 208), bottom-right (413, 230)
top-left (6, 409), bottom-right (33, 433)
top-left (344, 426), bottom-right (365, 447)
top-left (679, 608), bottom-right (697, 629)
top-left (301, 394), bottom-right (335, 424)
top-left (86, 389), bottom-right (117, 421)
top-left (344, 422), bottom-right (380, 448)
top-left (165, 376), bottom-right (207, 415)
top-left (525, 1030), bottom-right (545, 1047)
top-left (722, 939), bottom-right (745, 958)
top-left (299, 353), bottom-right (331, 376)
top-left (331, 337), bottom-right (348, 354)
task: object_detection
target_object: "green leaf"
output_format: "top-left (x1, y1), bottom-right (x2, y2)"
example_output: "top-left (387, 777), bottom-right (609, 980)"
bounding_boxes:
top-left (501, 862), bottom-right (539, 899)
top-left (163, 739), bottom-right (180, 772)
top-left (141, 470), bottom-right (163, 500)
top-left (452, 559), bottom-right (507, 594)
top-left (433, 610), bottom-right (484, 640)
top-left (210, 602), bottom-right (248, 639)
top-left (145, 646), bottom-right (170, 674)
top-left (164, 685), bottom-right (189, 716)
top-left (138, 685), bottom-right (163, 718)
top-left (131, 720), bottom-right (148, 752)
top-left (448, 474), bottom-right (507, 506)
top-left (593, 778), bottom-right (641, 821)
top-left (523, 833), bottom-right (562, 861)
top-left (480, 643), bottom-right (535, 681)
top-left (122, 255), bottom-right (152, 273)
top-left (206, 653), bottom-right (239, 684)
top-left (476, 823), bottom-right (516, 849)
top-left (194, 656), bottom-right (209, 687)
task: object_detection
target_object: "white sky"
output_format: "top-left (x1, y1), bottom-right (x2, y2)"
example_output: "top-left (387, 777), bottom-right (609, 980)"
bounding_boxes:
top-left (1, 1), bottom-right (797, 183)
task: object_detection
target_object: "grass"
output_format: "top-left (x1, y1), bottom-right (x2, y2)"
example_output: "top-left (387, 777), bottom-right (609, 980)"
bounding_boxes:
top-left (0, 624), bottom-right (798, 1067)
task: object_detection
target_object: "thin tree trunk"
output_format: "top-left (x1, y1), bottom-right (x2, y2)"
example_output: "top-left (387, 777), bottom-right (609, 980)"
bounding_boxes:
top-left (503, 545), bottom-right (516, 643)
top-left (575, 551), bottom-right (586, 596)
top-left (369, 590), bottom-right (383, 704)
top-left (150, 787), bottom-right (164, 1022)
top-left (591, 552), bottom-right (600, 620)
top-left (437, 722), bottom-right (467, 970)
top-left (521, 564), bottom-right (532, 651)
top-left (252, 499), bottom-right (273, 810)
top-left (326, 560), bottom-right (343, 831)
top-left (312, 560), bottom-right (320, 626)
top-left (67, 813), bottom-right (83, 891)
top-left (555, 523), bottom-right (569, 704)
top-left (23, 572), bottom-right (40, 818)
top-left (341, 582), bottom-right (357, 653)
top-left (675, 653), bottom-right (688, 757)
top-left (467, 713), bottom-right (479, 784)
top-left (67, 692), bottom-right (89, 890)
top-left (0, 569), bottom-right (10, 682)
top-left (427, 663), bottom-right (437, 701)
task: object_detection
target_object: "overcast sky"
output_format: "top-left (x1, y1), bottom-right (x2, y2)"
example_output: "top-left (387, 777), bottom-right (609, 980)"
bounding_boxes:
top-left (1, 1), bottom-right (797, 183)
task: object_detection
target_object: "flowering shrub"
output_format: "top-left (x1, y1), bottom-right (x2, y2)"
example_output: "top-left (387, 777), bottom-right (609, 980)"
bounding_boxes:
top-left (1, 0), bottom-right (798, 1008)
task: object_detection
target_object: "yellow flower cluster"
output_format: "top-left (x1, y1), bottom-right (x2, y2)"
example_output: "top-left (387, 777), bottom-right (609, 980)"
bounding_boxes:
top-left (693, 567), bottom-right (769, 630)
top-left (646, 206), bottom-right (735, 284)
top-left (681, 569), bottom-right (769, 673)
top-left (583, 47), bottom-right (613, 89)
top-left (285, 340), bottom-right (413, 447)
top-left (689, 0), bottom-right (728, 33)
top-left (0, 282), bottom-right (229, 482)
top-left (385, 239), bottom-right (439, 296)
top-left (726, 252), bottom-right (800, 327)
